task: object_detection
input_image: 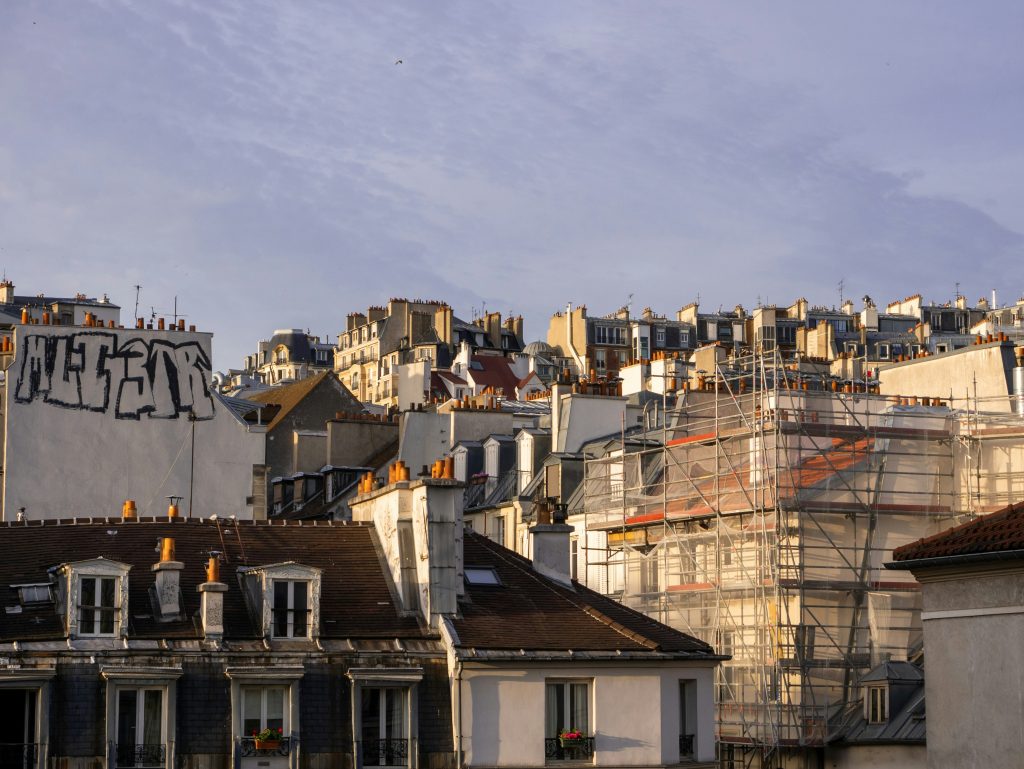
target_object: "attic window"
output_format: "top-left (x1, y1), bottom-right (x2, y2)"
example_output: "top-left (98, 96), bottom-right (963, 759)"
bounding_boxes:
top-left (464, 567), bottom-right (501, 586)
top-left (14, 583), bottom-right (53, 605)
top-left (866, 685), bottom-right (888, 724)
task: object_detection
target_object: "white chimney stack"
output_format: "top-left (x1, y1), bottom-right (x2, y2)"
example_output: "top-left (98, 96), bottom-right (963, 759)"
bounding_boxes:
top-left (151, 537), bottom-right (183, 619)
top-left (530, 505), bottom-right (573, 587)
top-left (197, 557), bottom-right (228, 639)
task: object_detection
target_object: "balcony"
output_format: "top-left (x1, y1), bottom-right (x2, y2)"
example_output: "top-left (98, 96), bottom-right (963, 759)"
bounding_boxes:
top-left (361, 738), bottom-right (408, 767)
top-left (114, 743), bottom-right (165, 768)
top-left (239, 737), bottom-right (293, 757)
top-left (0, 743), bottom-right (38, 769)
top-left (544, 737), bottom-right (594, 763)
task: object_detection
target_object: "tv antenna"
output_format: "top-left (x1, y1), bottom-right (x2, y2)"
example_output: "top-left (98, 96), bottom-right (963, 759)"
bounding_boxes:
top-left (837, 278), bottom-right (845, 306)
top-left (133, 285), bottom-right (142, 323)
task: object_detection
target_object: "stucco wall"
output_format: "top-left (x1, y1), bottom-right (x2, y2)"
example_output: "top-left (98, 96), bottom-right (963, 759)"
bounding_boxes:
top-left (3, 325), bottom-right (264, 519)
top-left (919, 569), bottom-right (1024, 769)
top-left (878, 343), bottom-right (1016, 410)
top-left (458, 662), bottom-right (716, 766)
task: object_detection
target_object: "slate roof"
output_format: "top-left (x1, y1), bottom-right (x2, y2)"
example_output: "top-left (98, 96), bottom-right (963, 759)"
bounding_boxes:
top-left (243, 371), bottom-right (354, 431)
top-left (451, 532), bottom-right (718, 657)
top-left (828, 662), bottom-right (926, 745)
top-left (890, 501), bottom-right (1024, 564)
top-left (268, 329), bottom-right (313, 363)
top-left (0, 519), bottom-right (423, 642)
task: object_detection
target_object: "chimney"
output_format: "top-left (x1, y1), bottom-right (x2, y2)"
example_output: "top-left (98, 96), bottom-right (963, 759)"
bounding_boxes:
top-left (0, 280), bottom-right (14, 305)
top-left (197, 557), bottom-right (228, 639)
top-left (151, 537), bottom-right (184, 619)
top-left (529, 504), bottom-right (573, 587)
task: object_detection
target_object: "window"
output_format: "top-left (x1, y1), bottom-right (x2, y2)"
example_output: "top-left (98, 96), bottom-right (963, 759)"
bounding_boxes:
top-left (570, 538), bottom-right (578, 581)
top-left (679, 680), bottom-right (697, 759)
top-left (242, 685), bottom-right (286, 737)
top-left (15, 584), bottom-right (52, 606)
top-left (115, 689), bottom-right (165, 768)
top-left (545, 680), bottom-right (591, 760)
top-left (493, 516), bottom-right (506, 547)
top-left (656, 327), bottom-right (666, 345)
top-left (80, 576), bottom-right (118, 636)
top-left (867, 686), bottom-right (887, 724)
top-left (272, 581), bottom-right (309, 638)
top-left (464, 567), bottom-right (500, 586)
top-left (594, 349), bottom-right (606, 372)
top-left (360, 687), bottom-right (409, 768)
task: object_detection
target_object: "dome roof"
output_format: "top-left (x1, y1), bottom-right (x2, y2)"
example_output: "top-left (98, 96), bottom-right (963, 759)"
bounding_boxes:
top-left (523, 340), bottom-right (555, 356)
top-left (269, 329), bottom-right (313, 363)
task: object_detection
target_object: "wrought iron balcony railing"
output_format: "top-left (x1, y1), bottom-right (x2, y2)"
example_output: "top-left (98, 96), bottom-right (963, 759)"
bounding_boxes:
top-left (544, 737), bottom-right (594, 762)
top-left (0, 743), bottom-right (39, 769)
top-left (114, 743), bottom-right (165, 768)
top-left (239, 737), bottom-right (292, 757)
top-left (361, 738), bottom-right (408, 767)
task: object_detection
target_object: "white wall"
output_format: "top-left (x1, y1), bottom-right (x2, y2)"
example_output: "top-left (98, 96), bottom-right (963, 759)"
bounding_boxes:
top-left (3, 324), bottom-right (265, 519)
top-left (457, 662), bottom-right (717, 766)
top-left (825, 744), bottom-right (925, 769)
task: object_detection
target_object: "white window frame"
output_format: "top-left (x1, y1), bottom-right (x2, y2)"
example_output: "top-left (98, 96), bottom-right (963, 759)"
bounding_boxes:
top-left (59, 558), bottom-right (131, 640)
top-left (544, 679), bottom-right (592, 739)
top-left (226, 667), bottom-right (303, 753)
top-left (0, 669), bottom-right (55, 769)
top-left (348, 668), bottom-right (422, 769)
top-left (238, 562), bottom-right (322, 642)
top-left (102, 667), bottom-right (181, 769)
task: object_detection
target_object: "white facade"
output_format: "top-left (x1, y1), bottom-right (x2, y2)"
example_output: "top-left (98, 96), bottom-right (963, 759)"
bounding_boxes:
top-left (2, 323), bottom-right (265, 520)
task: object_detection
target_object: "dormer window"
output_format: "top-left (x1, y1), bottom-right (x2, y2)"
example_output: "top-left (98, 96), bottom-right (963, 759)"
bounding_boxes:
top-left (866, 685), bottom-right (888, 724)
top-left (14, 583), bottom-right (53, 606)
top-left (272, 581), bottom-right (309, 638)
top-left (238, 562), bottom-right (321, 641)
top-left (58, 558), bottom-right (131, 640)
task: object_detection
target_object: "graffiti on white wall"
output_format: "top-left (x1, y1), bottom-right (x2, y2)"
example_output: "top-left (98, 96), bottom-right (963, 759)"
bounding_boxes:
top-left (14, 331), bottom-right (215, 420)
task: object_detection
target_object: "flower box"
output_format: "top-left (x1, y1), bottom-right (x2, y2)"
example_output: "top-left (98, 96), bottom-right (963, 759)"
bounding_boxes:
top-left (558, 737), bottom-right (586, 749)
top-left (254, 739), bottom-right (280, 751)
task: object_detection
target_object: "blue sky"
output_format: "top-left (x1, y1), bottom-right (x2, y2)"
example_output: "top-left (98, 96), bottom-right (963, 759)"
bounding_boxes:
top-left (2, 1), bottom-right (1023, 370)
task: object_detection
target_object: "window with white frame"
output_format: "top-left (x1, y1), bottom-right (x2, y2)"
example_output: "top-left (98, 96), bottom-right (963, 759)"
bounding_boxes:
top-left (655, 327), bottom-right (666, 345)
top-left (79, 576), bottom-right (119, 636)
top-left (545, 680), bottom-right (590, 739)
top-left (594, 349), bottom-right (606, 372)
top-left (272, 581), bottom-right (309, 638)
top-left (242, 685), bottom-right (287, 738)
top-left (360, 687), bottom-right (409, 768)
top-left (115, 688), bottom-right (166, 768)
top-left (866, 685), bottom-right (888, 723)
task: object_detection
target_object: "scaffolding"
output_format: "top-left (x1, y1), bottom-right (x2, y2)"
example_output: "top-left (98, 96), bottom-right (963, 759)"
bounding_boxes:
top-left (578, 350), bottom-right (1024, 769)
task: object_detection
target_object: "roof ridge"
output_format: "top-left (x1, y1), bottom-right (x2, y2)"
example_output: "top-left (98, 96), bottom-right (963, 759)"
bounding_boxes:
top-left (893, 502), bottom-right (1024, 560)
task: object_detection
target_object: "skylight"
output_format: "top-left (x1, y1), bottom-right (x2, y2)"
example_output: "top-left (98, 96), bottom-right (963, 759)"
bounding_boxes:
top-left (464, 567), bottom-right (501, 586)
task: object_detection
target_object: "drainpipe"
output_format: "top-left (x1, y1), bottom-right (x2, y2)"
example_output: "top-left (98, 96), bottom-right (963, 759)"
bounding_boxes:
top-left (455, 660), bottom-right (464, 769)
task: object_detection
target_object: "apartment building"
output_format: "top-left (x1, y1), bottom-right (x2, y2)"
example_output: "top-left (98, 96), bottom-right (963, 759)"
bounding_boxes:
top-left (240, 329), bottom-right (334, 387)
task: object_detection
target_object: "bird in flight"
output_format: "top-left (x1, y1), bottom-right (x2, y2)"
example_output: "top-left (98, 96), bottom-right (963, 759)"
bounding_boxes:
top-left (395, 59), bottom-right (403, 65)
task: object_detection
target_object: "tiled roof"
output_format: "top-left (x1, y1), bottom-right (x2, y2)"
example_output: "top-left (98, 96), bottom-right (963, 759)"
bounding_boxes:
top-left (452, 533), bottom-right (717, 656)
top-left (467, 355), bottom-right (523, 397)
top-left (0, 519), bottom-right (423, 642)
top-left (243, 371), bottom-right (354, 431)
top-left (891, 502), bottom-right (1024, 563)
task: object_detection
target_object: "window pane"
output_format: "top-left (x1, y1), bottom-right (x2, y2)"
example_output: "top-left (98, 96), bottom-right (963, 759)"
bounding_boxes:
top-left (81, 578), bottom-right (96, 633)
top-left (293, 582), bottom-right (308, 637)
top-left (118, 690), bottom-right (138, 747)
top-left (384, 689), bottom-right (405, 740)
top-left (243, 688), bottom-right (262, 736)
top-left (570, 683), bottom-right (589, 734)
top-left (545, 683), bottom-right (564, 737)
top-left (362, 687), bottom-right (381, 744)
top-left (266, 687), bottom-right (285, 733)
top-left (273, 581), bottom-right (289, 637)
top-left (101, 578), bottom-right (116, 608)
top-left (143, 690), bottom-right (162, 746)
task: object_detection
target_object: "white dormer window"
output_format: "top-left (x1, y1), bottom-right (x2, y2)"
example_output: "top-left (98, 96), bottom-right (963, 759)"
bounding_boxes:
top-left (59, 558), bottom-right (131, 640)
top-left (238, 562), bottom-right (321, 641)
top-left (866, 685), bottom-right (888, 723)
top-left (272, 580), bottom-right (309, 638)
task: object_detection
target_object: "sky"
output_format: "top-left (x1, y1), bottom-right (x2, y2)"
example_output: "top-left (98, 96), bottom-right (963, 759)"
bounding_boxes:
top-left (2, 1), bottom-right (1023, 371)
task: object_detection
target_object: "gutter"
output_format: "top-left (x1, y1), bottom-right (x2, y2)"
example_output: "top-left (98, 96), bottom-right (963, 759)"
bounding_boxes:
top-left (884, 548), bottom-right (1024, 571)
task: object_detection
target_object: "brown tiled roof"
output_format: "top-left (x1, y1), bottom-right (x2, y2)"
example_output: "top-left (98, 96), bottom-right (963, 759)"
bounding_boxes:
top-left (891, 502), bottom-right (1024, 563)
top-left (468, 356), bottom-right (522, 397)
top-left (0, 519), bottom-right (423, 642)
top-left (244, 372), bottom-right (353, 431)
top-left (452, 533), bottom-right (716, 656)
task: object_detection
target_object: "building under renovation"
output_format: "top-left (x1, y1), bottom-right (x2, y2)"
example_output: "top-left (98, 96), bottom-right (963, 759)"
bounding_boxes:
top-left (571, 345), bottom-right (1024, 768)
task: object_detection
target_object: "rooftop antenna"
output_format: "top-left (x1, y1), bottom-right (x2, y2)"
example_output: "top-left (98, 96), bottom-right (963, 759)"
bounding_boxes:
top-left (955, 281), bottom-right (961, 300)
top-left (133, 285), bottom-right (142, 323)
top-left (837, 278), bottom-right (845, 306)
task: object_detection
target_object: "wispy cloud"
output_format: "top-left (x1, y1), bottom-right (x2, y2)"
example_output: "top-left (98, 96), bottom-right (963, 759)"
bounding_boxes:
top-left (1, 0), bottom-right (1022, 368)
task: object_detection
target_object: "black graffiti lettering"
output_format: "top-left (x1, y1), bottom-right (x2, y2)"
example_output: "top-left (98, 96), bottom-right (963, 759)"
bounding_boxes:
top-left (115, 338), bottom-right (156, 420)
top-left (14, 336), bottom-right (48, 403)
top-left (14, 332), bottom-right (215, 421)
